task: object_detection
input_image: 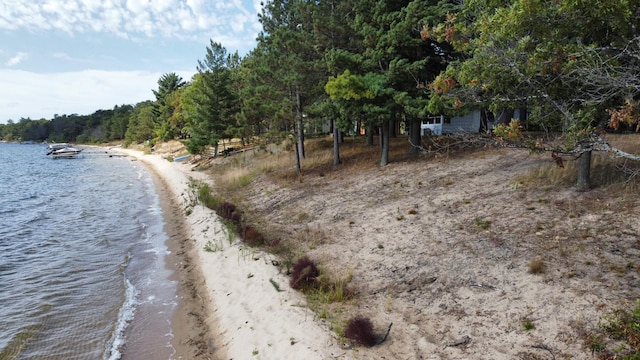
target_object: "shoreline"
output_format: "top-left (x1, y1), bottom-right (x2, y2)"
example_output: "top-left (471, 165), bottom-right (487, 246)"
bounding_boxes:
top-left (115, 148), bottom-right (347, 360)
top-left (145, 162), bottom-right (214, 359)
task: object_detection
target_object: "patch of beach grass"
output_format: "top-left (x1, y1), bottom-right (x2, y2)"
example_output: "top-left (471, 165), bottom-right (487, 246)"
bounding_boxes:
top-left (522, 319), bottom-right (535, 331)
top-left (474, 217), bottom-right (492, 231)
top-left (528, 258), bottom-right (546, 274)
top-left (216, 166), bottom-right (255, 191)
top-left (199, 185), bottom-right (221, 210)
top-left (204, 240), bottom-right (223, 252)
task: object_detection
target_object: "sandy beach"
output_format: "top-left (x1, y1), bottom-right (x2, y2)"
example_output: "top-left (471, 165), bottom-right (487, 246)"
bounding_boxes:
top-left (115, 147), bottom-right (347, 360)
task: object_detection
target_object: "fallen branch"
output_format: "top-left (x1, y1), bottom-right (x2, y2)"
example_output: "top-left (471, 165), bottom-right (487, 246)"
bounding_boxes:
top-left (376, 323), bottom-right (393, 345)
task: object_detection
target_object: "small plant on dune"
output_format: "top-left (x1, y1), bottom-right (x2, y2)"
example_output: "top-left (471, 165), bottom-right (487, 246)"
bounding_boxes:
top-left (522, 319), bottom-right (535, 331)
top-left (197, 183), bottom-right (220, 210)
top-left (314, 269), bottom-right (354, 303)
top-left (318, 278), bottom-right (351, 303)
top-left (474, 217), bottom-right (492, 231)
top-left (241, 224), bottom-right (264, 247)
top-left (221, 219), bottom-right (237, 244)
top-left (204, 240), bottom-right (222, 252)
top-left (184, 179), bottom-right (200, 210)
top-left (529, 259), bottom-right (546, 274)
top-left (290, 256), bottom-right (320, 291)
top-left (269, 278), bottom-right (282, 292)
top-left (344, 316), bottom-right (378, 347)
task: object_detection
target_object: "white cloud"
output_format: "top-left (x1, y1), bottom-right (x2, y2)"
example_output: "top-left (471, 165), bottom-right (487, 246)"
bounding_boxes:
top-left (0, 68), bottom-right (195, 121)
top-left (0, 0), bottom-right (258, 44)
top-left (186, 0), bottom-right (205, 14)
top-left (6, 52), bottom-right (28, 66)
top-left (125, 0), bottom-right (149, 14)
top-left (150, 0), bottom-right (177, 13)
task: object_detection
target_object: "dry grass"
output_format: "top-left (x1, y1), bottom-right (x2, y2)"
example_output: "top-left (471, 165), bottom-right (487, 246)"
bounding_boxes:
top-left (528, 259), bottom-right (546, 275)
top-left (208, 135), bottom-right (422, 191)
top-left (215, 166), bottom-right (254, 191)
top-left (517, 134), bottom-right (640, 190)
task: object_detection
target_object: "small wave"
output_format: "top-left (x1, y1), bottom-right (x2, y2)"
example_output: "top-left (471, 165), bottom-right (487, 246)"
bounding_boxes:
top-left (147, 204), bottom-right (162, 216)
top-left (104, 277), bottom-right (138, 360)
top-left (0, 207), bottom-right (17, 215)
top-left (143, 248), bottom-right (159, 255)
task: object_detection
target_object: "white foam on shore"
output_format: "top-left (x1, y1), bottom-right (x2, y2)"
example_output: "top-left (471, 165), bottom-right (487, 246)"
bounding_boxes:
top-left (104, 277), bottom-right (138, 360)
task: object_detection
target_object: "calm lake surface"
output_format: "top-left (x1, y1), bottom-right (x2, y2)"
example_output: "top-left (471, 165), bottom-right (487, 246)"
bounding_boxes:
top-left (0, 142), bottom-right (178, 359)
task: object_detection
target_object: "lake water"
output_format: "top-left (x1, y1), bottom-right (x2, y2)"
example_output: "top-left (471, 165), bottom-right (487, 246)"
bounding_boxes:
top-left (0, 142), bottom-right (178, 359)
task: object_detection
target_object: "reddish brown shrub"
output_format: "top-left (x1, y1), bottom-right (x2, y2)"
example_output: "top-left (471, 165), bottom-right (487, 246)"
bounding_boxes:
top-left (289, 256), bottom-right (319, 291)
top-left (230, 212), bottom-right (242, 226)
top-left (241, 225), bottom-right (264, 247)
top-left (216, 201), bottom-right (236, 220)
top-left (344, 316), bottom-right (377, 347)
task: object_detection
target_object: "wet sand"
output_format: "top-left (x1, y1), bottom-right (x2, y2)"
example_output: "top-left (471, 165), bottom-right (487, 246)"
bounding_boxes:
top-left (135, 155), bottom-right (219, 359)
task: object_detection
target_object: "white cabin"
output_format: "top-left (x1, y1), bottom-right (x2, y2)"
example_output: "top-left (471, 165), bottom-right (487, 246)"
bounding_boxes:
top-left (421, 109), bottom-right (527, 135)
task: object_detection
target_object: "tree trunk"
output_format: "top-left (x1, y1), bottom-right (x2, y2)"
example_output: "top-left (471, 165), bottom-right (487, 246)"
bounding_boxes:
top-left (409, 120), bottom-right (421, 154)
top-left (480, 108), bottom-right (492, 132)
top-left (496, 108), bottom-right (514, 125)
top-left (576, 150), bottom-right (591, 191)
top-left (380, 119), bottom-right (390, 166)
top-left (296, 87), bottom-right (305, 159)
top-left (333, 118), bottom-right (341, 166)
top-left (294, 130), bottom-right (301, 173)
top-left (366, 124), bottom-right (374, 146)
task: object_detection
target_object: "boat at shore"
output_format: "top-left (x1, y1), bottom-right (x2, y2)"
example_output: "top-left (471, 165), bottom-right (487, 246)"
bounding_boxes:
top-left (47, 143), bottom-right (83, 159)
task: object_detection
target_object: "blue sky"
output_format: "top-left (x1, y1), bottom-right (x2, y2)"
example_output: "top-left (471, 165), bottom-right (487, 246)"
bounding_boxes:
top-left (0, 0), bottom-right (262, 123)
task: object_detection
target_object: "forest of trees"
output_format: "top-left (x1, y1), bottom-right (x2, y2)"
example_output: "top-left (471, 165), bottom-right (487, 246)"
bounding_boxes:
top-left (2, 0), bottom-right (639, 186)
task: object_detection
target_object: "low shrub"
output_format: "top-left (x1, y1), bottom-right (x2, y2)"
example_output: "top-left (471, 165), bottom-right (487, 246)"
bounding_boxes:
top-left (216, 201), bottom-right (237, 220)
top-left (230, 212), bottom-right (242, 226)
top-left (242, 224), bottom-right (264, 247)
top-left (344, 316), bottom-right (378, 347)
top-left (290, 256), bottom-right (320, 291)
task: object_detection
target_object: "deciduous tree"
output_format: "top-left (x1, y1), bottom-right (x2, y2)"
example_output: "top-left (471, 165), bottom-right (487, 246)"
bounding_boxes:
top-left (426, 0), bottom-right (640, 190)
